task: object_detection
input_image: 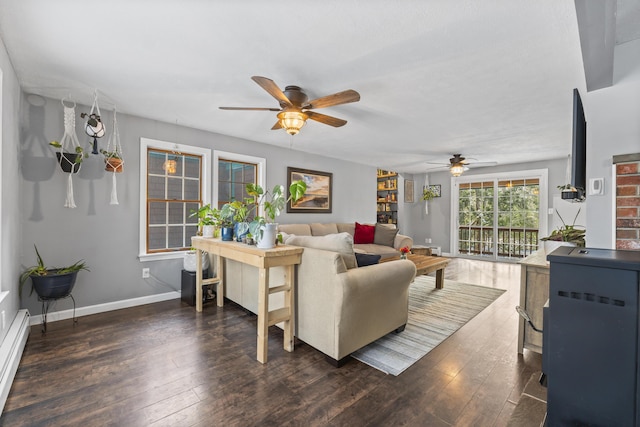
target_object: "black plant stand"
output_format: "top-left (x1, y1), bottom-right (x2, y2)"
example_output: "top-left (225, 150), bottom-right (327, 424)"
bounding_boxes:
top-left (39, 293), bottom-right (77, 333)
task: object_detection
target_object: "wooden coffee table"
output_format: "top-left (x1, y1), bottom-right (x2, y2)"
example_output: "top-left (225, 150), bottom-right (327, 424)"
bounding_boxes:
top-left (380, 254), bottom-right (450, 289)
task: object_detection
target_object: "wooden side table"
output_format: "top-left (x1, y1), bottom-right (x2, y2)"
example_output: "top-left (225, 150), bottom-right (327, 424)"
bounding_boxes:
top-left (411, 245), bottom-right (432, 256)
top-left (191, 237), bottom-right (303, 364)
top-left (518, 251), bottom-right (549, 354)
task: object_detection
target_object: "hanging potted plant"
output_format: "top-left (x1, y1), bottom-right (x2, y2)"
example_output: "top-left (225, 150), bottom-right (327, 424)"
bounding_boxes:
top-left (422, 186), bottom-right (439, 201)
top-left (50, 141), bottom-right (87, 173)
top-left (20, 245), bottom-right (89, 300)
top-left (100, 149), bottom-right (124, 173)
top-left (247, 180), bottom-right (306, 249)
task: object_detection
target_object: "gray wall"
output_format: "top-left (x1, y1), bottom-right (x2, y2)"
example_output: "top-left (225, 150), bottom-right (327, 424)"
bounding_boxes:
top-left (584, 38), bottom-right (640, 248)
top-left (402, 157), bottom-right (568, 253)
top-left (0, 34), bottom-right (23, 342)
top-left (19, 96), bottom-right (376, 315)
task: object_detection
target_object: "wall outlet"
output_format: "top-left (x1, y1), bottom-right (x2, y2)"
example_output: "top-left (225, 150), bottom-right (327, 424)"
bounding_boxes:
top-left (142, 268), bottom-right (150, 279)
top-left (425, 238), bottom-right (432, 244)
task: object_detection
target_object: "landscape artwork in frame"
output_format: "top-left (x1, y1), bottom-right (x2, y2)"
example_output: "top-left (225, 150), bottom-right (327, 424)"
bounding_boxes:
top-left (287, 167), bottom-right (332, 213)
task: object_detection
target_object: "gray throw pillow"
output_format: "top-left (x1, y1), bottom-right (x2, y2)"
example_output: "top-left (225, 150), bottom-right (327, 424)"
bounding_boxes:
top-left (374, 223), bottom-right (399, 247)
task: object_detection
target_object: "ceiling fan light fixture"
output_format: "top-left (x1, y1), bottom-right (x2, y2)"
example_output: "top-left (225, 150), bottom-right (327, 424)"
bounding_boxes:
top-left (450, 163), bottom-right (465, 177)
top-left (277, 111), bottom-right (308, 135)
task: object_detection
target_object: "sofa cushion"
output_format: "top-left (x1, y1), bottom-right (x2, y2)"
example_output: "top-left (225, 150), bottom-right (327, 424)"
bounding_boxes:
top-left (374, 223), bottom-right (399, 247)
top-left (355, 253), bottom-right (381, 267)
top-left (354, 222), bottom-right (375, 244)
top-left (310, 223), bottom-right (338, 236)
top-left (336, 223), bottom-right (355, 236)
top-left (278, 223), bottom-right (312, 236)
top-left (354, 243), bottom-right (399, 259)
top-left (286, 233), bottom-right (357, 269)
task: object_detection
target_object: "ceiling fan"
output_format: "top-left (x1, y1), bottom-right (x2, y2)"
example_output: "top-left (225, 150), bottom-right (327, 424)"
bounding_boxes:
top-left (219, 76), bottom-right (360, 135)
top-left (426, 154), bottom-right (497, 176)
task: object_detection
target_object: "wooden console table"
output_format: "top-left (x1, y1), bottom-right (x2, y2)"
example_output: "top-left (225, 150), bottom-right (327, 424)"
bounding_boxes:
top-left (191, 237), bottom-right (304, 364)
top-left (518, 251), bottom-right (549, 354)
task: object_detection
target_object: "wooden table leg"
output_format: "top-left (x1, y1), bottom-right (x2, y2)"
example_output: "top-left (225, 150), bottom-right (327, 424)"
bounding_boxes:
top-left (283, 264), bottom-right (295, 353)
top-left (196, 249), bottom-right (203, 312)
top-left (435, 268), bottom-right (445, 289)
top-left (257, 267), bottom-right (269, 364)
top-left (216, 254), bottom-right (224, 307)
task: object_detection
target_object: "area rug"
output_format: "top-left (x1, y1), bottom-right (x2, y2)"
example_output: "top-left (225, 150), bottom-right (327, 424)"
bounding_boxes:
top-left (351, 275), bottom-right (506, 376)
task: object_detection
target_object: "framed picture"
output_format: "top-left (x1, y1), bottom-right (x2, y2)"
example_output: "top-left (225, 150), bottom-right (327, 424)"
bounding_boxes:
top-left (404, 179), bottom-right (415, 203)
top-left (287, 167), bottom-right (332, 213)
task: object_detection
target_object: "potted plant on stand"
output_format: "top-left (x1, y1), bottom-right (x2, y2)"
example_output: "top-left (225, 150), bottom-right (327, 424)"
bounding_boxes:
top-left (227, 198), bottom-right (253, 242)
top-left (247, 180), bottom-right (307, 249)
top-left (540, 208), bottom-right (586, 253)
top-left (190, 204), bottom-right (220, 238)
top-left (219, 203), bottom-right (236, 241)
top-left (20, 245), bottom-right (90, 332)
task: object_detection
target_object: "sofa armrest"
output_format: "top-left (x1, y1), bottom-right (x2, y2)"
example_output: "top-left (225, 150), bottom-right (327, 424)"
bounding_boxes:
top-left (394, 233), bottom-right (413, 250)
top-left (333, 260), bottom-right (416, 358)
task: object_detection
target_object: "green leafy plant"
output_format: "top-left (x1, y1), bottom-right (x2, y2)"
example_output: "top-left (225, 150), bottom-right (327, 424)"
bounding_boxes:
top-left (246, 180), bottom-right (307, 238)
top-left (190, 204), bottom-right (220, 227)
top-left (19, 245), bottom-right (89, 297)
top-left (541, 209), bottom-right (586, 247)
top-left (99, 149), bottom-right (122, 160)
top-left (50, 141), bottom-right (88, 164)
top-left (422, 186), bottom-right (439, 201)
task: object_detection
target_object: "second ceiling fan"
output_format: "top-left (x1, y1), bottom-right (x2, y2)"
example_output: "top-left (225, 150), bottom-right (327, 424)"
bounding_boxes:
top-left (219, 76), bottom-right (360, 135)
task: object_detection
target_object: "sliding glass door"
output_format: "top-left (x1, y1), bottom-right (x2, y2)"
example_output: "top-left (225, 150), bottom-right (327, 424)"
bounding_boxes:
top-left (453, 170), bottom-right (548, 261)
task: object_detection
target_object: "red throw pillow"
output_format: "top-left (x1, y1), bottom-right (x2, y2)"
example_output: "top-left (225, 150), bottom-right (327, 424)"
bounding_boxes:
top-left (354, 222), bottom-right (376, 244)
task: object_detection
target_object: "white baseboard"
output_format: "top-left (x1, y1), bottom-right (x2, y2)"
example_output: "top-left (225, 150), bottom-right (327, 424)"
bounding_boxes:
top-left (29, 291), bottom-right (180, 326)
top-left (0, 310), bottom-right (30, 414)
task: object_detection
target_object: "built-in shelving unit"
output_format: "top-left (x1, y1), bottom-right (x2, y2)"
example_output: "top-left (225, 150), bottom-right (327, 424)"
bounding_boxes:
top-left (377, 169), bottom-right (398, 226)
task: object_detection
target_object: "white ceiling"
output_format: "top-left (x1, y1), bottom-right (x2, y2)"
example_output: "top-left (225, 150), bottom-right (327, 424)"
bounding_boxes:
top-left (0, 1), bottom-right (635, 174)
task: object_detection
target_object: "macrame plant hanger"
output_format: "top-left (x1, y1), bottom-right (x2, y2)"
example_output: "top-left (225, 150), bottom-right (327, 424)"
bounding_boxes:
top-left (56, 99), bottom-right (83, 208)
top-left (81, 90), bottom-right (106, 154)
top-left (104, 108), bottom-right (124, 205)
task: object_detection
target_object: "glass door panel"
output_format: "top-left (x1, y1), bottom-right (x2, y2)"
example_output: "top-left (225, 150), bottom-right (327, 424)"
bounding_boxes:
top-left (456, 176), bottom-right (541, 261)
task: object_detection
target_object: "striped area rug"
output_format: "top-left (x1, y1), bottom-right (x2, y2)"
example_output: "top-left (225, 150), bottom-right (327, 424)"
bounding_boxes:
top-left (351, 275), bottom-right (506, 376)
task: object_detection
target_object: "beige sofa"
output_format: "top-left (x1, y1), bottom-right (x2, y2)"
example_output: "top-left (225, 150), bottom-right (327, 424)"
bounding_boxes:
top-left (221, 231), bottom-right (417, 365)
top-left (278, 222), bottom-right (413, 259)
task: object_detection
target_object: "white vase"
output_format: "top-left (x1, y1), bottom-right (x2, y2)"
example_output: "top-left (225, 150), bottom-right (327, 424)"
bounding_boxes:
top-left (183, 250), bottom-right (210, 272)
top-left (542, 240), bottom-right (576, 255)
top-left (257, 223), bottom-right (278, 249)
top-left (202, 225), bottom-right (214, 238)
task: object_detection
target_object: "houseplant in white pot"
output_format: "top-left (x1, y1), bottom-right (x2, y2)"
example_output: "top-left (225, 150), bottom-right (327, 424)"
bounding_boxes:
top-left (247, 180), bottom-right (306, 249)
top-left (540, 208), bottom-right (586, 253)
top-left (190, 204), bottom-right (219, 238)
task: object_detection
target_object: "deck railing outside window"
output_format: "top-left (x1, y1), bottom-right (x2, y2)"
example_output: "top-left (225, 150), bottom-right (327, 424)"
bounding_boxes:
top-left (458, 226), bottom-right (539, 258)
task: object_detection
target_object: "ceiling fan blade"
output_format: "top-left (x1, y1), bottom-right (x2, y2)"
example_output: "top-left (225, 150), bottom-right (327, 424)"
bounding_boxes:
top-left (219, 107), bottom-right (282, 111)
top-left (306, 111), bottom-right (347, 127)
top-left (304, 89), bottom-right (360, 110)
top-left (271, 121), bottom-right (283, 130)
top-left (251, 76), bottom-right (293, 107)
top-left (468, 161), bottom-right (498, 167)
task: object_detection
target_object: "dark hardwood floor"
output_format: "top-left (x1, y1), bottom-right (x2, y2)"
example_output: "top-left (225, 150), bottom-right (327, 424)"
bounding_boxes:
top-left (1, 258), bottom-right (542, 426)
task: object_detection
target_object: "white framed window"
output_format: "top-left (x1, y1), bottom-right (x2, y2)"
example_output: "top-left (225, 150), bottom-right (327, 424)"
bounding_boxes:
top-left (139, 138), bottom-right (211, 261)
top-left (213, 150), bottom-right (266, 211)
